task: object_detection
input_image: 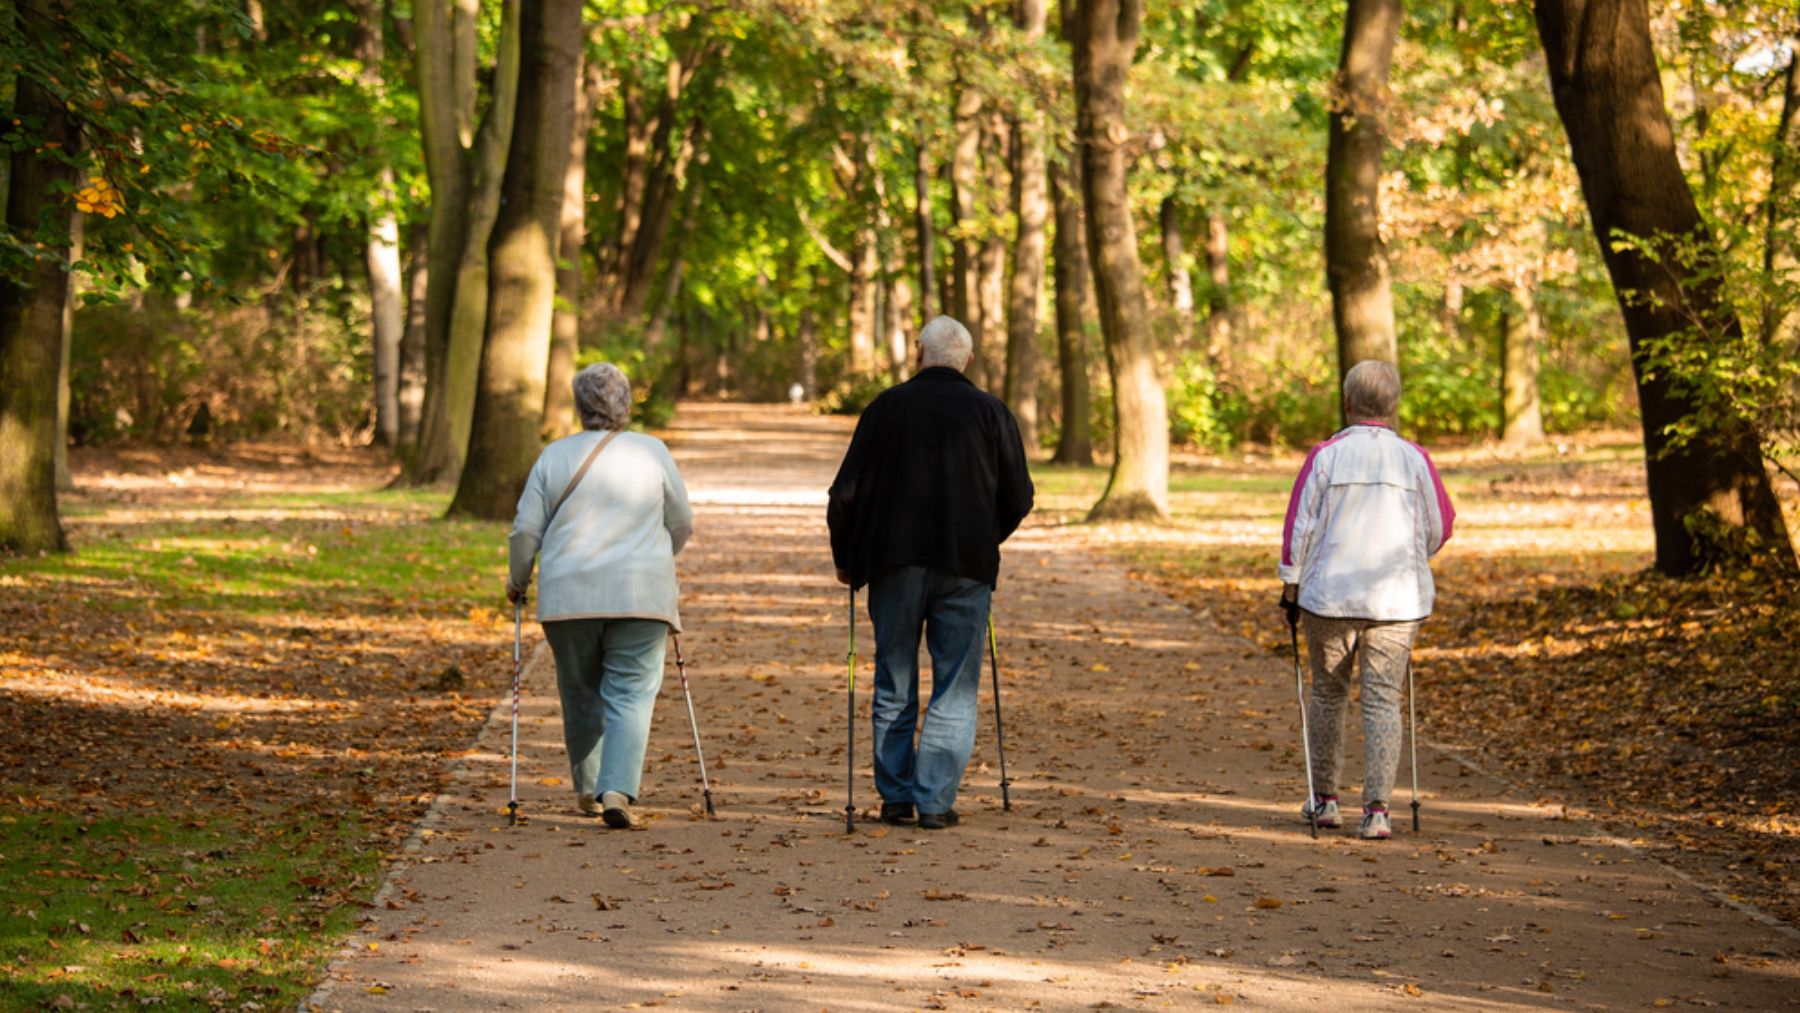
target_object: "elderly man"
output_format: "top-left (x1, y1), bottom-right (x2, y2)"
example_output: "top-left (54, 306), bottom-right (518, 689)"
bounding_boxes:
top-left (1279, 359), bottom-right (1454, 840)
top-left (828, 316), bottom-right (1035, 830)
top-left (509, 363), bottom-right (693, 829)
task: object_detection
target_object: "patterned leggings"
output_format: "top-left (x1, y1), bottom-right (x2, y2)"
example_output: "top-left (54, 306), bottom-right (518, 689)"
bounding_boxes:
top-left (1301, 613), bottom-right (1419, 809)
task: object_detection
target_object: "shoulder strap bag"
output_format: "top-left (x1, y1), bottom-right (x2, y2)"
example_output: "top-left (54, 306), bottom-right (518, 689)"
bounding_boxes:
top-left (545, 430), bottom-right (621, 527)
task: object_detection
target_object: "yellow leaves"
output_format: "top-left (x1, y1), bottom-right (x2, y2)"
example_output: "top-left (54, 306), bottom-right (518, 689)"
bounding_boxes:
top-left (1253, 896), bottom-right (1283, 910)
top-left (73, 175), bottom-right (124, 219)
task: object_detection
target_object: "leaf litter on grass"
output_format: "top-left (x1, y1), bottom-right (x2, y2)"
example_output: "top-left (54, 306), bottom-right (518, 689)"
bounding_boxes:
top-left (0, 444), bottom-right (512, 1007)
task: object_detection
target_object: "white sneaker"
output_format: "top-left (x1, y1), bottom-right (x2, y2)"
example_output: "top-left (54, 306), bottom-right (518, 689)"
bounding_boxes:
top-left (576, 792), bottom-right (598, 816)
top-left (600, 791), bottom-right (636, 829)
top-left (1301, 795), bottom-right (1342, 828)
top-left (1359, 806), bottom-right (1392, 840)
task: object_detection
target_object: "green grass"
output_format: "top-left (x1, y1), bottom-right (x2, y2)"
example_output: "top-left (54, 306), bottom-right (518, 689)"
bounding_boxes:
top-left (0, 809), bottom-right (378, 1010)
top-left (12, 487), bottom-right (507, 617)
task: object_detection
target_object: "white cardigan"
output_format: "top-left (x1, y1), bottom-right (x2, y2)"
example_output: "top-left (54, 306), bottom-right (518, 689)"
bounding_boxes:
top-left (1278, 423), bottom-right (1453, 622)
top-left (508, 430), bottom-right (693, 629)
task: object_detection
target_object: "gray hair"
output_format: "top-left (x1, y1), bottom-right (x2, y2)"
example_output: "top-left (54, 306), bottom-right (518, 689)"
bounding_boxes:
top-left (918, 315), bottom-right (974, 371)
top-left (573, 363), bottom-right (631, 431)
top-left (1342, 359), bottom-right (1401, 421)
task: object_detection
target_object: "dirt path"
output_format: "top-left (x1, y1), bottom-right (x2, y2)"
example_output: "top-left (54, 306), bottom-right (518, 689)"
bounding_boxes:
top-left (307, 403), bottom-right (1798, 1012)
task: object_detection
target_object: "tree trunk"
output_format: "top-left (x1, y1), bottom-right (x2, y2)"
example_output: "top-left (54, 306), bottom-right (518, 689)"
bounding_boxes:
top-left (914, 128), bottom-right (937, 325)
top-left (847, 217), bottom-right (879, 375)
top-left (1535, 0), bottom-right (1796, 573)
top-left (1761, 42), bottom-right (1800, 345)
top-left (409, 0), bottom-right (520, 484)
top-left (1050, 154), bottom-right (1094, 466)
top-left (1006, 0), bottom-right (1049, 452)
top-left (55, 211), bottom-right (81, 493)
top-left (796, 305), bottom-right (818, 399)
top-left (368, 168), bottom-right (406, 448)
top-left (1159, 194), bottom-right (1195, 350)
top-left (1324, 0), bottom-right (1402, 396)
top-left (449, 0), bottom-right (584, 520)
top-left (0, 73), bottom-right (77, 554)
top-left (950, 79), bottom-right (984, 379)
top-left (355, 0), bottom-right (405, 450)
top-left (1072, 0), bottom-right (1168, 521)
top-left (543, 50), bottom-right (592, 442)
top-left (977, 111), bottom-right (1011, 387)
top-left (1202, 208), bottom-right (1231, 366)
top-left (397, 220), bottom-right (430, 454)
top-left (1500, 277), bottom-right (1545, 447)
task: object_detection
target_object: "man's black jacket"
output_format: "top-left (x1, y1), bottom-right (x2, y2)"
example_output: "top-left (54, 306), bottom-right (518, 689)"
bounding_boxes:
top-left (827, 366), bottom-right (1035, 590)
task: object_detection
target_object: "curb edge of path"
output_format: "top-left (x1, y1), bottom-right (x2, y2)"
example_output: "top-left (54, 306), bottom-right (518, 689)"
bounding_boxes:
top-left (300, 640), bottom-right (555, 1012)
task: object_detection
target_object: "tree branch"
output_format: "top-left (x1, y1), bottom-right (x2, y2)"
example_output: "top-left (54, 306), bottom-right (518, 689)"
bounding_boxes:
top-left (796, 205), bottom-right (852, 273)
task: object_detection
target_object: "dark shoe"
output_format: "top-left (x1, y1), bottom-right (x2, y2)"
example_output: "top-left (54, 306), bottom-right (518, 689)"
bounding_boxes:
top-left (917, 809), bottom-right (959, 830)
top-left (600, 790), bottom-right (636, 829)
top-left (880, 801), bottom-right (917, 825)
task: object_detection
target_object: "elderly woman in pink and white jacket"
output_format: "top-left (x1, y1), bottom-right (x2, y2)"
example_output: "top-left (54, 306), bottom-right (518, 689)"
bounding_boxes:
top-left (1278, 360), bottom-right (1454, 840)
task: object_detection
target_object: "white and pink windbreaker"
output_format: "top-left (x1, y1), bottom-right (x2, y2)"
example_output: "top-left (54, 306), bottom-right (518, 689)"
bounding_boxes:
top-left (1278, 422), bottom-right (1455, 621)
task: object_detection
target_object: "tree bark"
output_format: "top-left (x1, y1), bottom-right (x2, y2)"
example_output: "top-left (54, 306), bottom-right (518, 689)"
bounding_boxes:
top-left (1073, 0), bottom-right (1168, 520)
top-left (1005, 0), bottom-right (1049, 452)
top-left (914, 128), bottom-right (937, 325)
top-left (1202, 209), bottom-right (1231, 366)
top-left (1761, 42), bottom-right (1800, 345)
top-left (355, 0), bottom-right (405, 449)
top-left (55, 211), bottom-right (81, 493)
top-left (1050, 154), bottom-right (1094, 466)
top-left (410, 0), bottom-right (520, 484)
top-left (1535, 0), bottom-right (1795, 573)
top-left (449, 0), bottom-right (584, 520)
top-left (397, 220), bottom-right (429, 453)
top-left (847, 217), bottom-right (879, 375)
top-left (950, 78), bottom-right (984, 380)
top-left (543, 49), bottom-right (593, 442)
top-left (978, 111), bottom-right (1011, 387)
top-left (1500, 277), bottom-right (1545, 447)
top-left (1324, 0), bottom-right (1402, 397)
top-left (0, 73), bottom-right (77, 553)
top-left (1159, 194), bottom-right (1195, 349)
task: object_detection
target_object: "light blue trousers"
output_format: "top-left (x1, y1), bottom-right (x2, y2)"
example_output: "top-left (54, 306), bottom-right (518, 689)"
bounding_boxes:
top-left (542, 618), bottom-right (668, 801)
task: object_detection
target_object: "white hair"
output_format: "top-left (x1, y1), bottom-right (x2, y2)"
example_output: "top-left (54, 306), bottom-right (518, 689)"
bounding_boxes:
top-left (918, 316), bottom-right (974, 371)
top-left (572, 363), bottom-right (632, 431)
top-left (1342, 359), bottom-right (1401, 420)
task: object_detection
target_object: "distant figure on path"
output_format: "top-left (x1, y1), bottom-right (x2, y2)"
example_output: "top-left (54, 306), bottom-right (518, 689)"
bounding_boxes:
top-left (508, 363), bottom-right (693, 829)
top-left (828, 316), bottom-right (1035, 830)
top-left (1279, 359), bottom-right (1454, 840)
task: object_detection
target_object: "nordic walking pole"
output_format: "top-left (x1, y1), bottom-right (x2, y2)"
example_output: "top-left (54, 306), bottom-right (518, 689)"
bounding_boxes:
top-left (672, 635), bottom-right (716, 817)
top-left (508, 601), bottom-right (522, 827)
top-left (1407, 658), bottom-right (1420, 833)
top-left (985, 613), bottom-right (1012, 811)
top-left (1287, 614), bottom-right (1318, 839)
top-left (844, 587), bottom-right (858, 834)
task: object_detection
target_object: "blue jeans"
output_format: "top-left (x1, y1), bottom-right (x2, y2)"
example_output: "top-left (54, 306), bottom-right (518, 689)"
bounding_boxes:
top-left (867, 566), bottom-right (990, 814)
top-left (541, 618), bottom-right (668, 800)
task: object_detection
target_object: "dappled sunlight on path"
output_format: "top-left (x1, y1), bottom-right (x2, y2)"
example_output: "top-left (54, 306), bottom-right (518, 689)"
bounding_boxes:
top-left (310, 403), bottom-right (1797, 1011)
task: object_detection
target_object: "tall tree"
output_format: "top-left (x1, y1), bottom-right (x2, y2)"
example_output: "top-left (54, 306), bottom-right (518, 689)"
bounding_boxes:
top-left (1324, 0), bottom-right (1402, 392)
top-left (397, 222), bottom-right (431, 452)
top-left (449, 0), bottom-right (584, 519)
top-left (1500, 275), bottom-right (1545, 447)
top-left (1534, 0), bottom-right (1795, 573)
top-left (354, 0), bottom-right (406, 449)
top-left (1201, 209), bottom-right (1231, 366)
top-left (1049, 153), bottom-right (1094, 466)
top-left (950, 76), bottom-right (985, 382)
top-left (543, 54), bottom-right (599, 441)
top-left (410, 0), bottom-right (521, 483)
top-left (1072, 0), bottom-right (1168, 520)
top-left (978, 110), bottom-right (1011, 385)
top-left (913, 127), bottom-right (938, 325)
top-left (1158, 194), bottom-right (1195, 348)
top-left (1005, 0), bottom-right (1050, 451)
top-left (0, 67), bottom-right (76, 553)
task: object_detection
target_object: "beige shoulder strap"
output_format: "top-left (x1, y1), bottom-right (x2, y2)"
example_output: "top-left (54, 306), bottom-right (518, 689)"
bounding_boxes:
top-left (546, 430), bottom-right (621, 526)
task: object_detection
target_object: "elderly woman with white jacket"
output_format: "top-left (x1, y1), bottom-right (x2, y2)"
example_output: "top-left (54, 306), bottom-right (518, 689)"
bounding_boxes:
top-left (1278, 360), bottom-right (1454, 840)
top-left (508, 363), bottom-right (692, 829)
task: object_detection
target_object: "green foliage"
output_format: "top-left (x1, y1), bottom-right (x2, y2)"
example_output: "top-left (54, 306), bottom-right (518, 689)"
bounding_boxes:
top-left (819, 372), bottom-right (895, 417)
